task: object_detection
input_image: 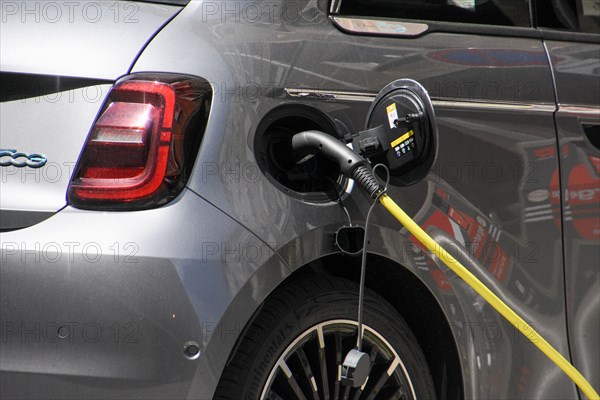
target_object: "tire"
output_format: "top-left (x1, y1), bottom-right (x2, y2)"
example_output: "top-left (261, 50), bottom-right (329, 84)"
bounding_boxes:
top-left (214, 276), bottom-right (437, 400)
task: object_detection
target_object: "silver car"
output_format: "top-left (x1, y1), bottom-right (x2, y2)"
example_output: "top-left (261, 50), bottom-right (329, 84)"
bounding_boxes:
top-left (1, 0), bottom-right (599, 399)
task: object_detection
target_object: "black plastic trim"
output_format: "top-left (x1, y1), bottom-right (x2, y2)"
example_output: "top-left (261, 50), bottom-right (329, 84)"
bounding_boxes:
top-left (539, 28), bottom-right (600, 44)
top-left (0, 72), bottom-right (113, 103)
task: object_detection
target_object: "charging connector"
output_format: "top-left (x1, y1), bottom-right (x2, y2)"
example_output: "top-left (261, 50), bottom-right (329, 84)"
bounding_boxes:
top-left (292, 130), bottom-right (381, 197)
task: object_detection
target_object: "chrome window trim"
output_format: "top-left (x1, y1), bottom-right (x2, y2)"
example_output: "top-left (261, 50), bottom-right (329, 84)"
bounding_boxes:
top-left (557, 105), bottom-right (600, 117)
top-left (285, 88), bottom-right (557, 113)
top-left (330, 16), bottom-right (429, 37)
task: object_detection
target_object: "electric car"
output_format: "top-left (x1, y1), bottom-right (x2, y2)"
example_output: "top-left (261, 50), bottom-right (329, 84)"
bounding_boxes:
top-left (1, 0), bottom-right (599, 399)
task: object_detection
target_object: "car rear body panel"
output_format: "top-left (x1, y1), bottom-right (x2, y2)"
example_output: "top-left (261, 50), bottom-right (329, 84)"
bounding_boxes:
top-left (0, 1), bottom-right (181, 79)
top-left (0, 188), bottom-right (288, 399)
top-left (0, 1), bottom-right (183, 229)
top-left (1, 84), bottom-right (111, 224)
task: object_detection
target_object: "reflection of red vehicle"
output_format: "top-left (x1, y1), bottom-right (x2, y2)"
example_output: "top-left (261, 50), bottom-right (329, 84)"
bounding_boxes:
top-left (410, 187), bottom-right (510, 291)
top-left (549, 145), bottom-right (600, 240)
top-left (525, 141), bottom-right (600, 240)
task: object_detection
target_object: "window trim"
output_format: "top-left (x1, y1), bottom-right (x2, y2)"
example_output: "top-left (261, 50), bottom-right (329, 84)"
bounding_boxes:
top-left (539, 28), bottom-right (600, 43)
top-left (530, 0), bottom-right (600, 42)
top-left (330, 0), bottom-right (599, 41)
top-left (330, 15), bottom-right (542, 39)
top-left (330, 0), bottom-right (541, 39)
top-left (331, 16), bottom-right (429, 38)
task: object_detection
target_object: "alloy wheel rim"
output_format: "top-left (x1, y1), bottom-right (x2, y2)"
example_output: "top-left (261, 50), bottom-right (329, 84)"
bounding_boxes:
top-left (260, 319), bottom-right (418, 400)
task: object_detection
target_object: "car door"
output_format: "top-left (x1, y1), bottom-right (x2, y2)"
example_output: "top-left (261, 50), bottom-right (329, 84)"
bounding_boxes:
top-left (327, 1), bottom-right (576, 398)
top-left (534, 0), bottom-right (600, 395)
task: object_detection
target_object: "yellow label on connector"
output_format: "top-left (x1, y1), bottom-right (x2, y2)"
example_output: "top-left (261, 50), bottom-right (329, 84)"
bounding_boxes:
top-left (386, 103), bottom-right (399, 129)
top-left (391, 130), bottom-right (414, 148)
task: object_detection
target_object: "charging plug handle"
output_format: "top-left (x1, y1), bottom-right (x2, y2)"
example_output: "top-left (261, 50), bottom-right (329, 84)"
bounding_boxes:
top-left (292, 130), bottom-right (382, 197)
top-left (292, 130), bottom-right (367, 175)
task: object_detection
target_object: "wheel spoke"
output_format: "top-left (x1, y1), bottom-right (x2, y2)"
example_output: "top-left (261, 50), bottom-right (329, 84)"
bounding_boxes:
top-left (351, 383), bottom-right (365, 400)
top-left (279, 361), bottom-right (308, 400)
top-left (297, 346), bottom-right (320, 400)
top-left (266, 389), bottom-right (286, 400)
top-left (317, 325), bottom-right (331, 400)
top-left (342, 383), bottom-right (351, 400)
top-left (365, 359), bottom-right (396, 400)
top-left (387, 386), bottom-right (405, 400)
top-left (334, 331), bottom-right (343, 400)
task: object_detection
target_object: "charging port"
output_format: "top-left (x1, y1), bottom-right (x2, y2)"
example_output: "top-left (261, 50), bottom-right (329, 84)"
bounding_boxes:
top-left (254, 106), bottom-right (346, 202)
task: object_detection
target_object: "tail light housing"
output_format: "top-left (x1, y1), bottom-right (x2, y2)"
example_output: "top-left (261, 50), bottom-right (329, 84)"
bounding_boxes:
top-left (68, 74), bottom-right (211, 210)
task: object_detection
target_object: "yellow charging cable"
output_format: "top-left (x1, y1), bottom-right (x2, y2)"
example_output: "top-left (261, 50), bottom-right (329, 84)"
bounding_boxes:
top-left (379, 193), bottom-right (599, 400)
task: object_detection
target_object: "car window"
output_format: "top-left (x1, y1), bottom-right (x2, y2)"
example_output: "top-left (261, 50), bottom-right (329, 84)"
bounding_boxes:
top-left (338, 0), bottom-right (532, 27)
top-left (535, 0), bottom-right (600, 34)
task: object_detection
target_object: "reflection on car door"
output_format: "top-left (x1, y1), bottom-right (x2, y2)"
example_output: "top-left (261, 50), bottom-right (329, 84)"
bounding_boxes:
top-left (539, 0), bottom-right (600, 394)
top-left (328, 0), bottom-right (578, 398)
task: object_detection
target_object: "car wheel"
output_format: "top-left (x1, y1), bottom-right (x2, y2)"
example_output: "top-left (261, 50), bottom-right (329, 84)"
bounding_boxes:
top-left (214, 276), bottom-right (437, 400)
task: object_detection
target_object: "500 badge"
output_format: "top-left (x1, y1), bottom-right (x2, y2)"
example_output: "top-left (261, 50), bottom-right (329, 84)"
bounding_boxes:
top-left (0, 149), bottom-right (47, 168)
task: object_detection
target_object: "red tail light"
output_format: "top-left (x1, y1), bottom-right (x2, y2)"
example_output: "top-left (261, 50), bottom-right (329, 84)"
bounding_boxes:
top-left (68, 74), bottom-right (211, 210)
